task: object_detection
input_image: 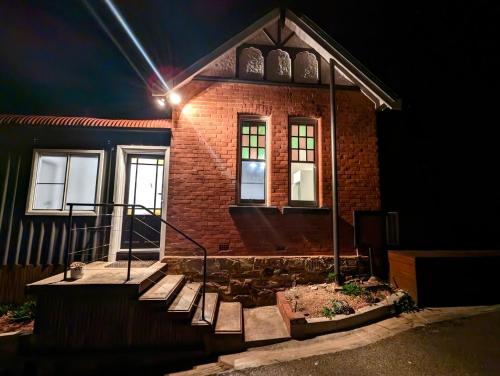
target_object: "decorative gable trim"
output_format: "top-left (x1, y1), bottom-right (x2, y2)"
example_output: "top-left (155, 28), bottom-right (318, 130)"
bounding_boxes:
top-left (164, 8), bottom-right (401, 110)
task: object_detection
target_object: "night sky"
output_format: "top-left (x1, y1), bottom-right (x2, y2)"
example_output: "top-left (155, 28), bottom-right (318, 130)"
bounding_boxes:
top-left (1, 0), bottom-right (499, 249)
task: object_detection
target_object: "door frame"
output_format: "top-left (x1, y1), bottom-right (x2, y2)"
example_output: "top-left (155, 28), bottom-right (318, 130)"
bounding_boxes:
top-left (109, 145), bottom-right (170, 262)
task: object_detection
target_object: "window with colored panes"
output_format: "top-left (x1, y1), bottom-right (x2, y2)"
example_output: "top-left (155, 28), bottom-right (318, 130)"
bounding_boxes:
top-left (239, 121), bottom-right (266, 203)
top-left (290, 121), bottom-right (317, 205)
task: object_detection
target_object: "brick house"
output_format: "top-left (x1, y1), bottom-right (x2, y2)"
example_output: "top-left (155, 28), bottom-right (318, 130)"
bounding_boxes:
top-left (0, 8), bottom-right (400, 304)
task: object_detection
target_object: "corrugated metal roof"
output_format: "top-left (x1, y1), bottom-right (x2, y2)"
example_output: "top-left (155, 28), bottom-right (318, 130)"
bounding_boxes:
top-left (0, 114), bottom-right (171, 128)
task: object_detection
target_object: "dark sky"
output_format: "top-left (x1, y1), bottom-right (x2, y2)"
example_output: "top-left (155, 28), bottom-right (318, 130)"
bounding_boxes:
top-left (1, 0), bottom-right (500, 248)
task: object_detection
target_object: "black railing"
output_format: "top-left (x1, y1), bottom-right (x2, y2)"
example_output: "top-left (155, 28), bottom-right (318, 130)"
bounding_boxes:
top-left (63, 202), bottom-right (208, 321)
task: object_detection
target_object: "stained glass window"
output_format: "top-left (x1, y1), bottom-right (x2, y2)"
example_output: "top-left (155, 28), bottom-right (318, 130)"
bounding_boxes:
top-left (290, 120), bottom-right (317, 205)
top-left (239, 120), bottom-right (266, 203)
top-left (290, 124), bottom-right (315, 163)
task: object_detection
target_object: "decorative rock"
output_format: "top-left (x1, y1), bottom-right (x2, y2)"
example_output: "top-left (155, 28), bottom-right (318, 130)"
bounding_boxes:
top-left (162, 256), bottom-right (369, 307)
top-left (233, 294), bottom-right (254, 307)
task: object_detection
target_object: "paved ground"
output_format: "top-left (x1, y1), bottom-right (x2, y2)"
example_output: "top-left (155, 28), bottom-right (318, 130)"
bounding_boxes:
top-left (225, 310), bottom-right (500, 376)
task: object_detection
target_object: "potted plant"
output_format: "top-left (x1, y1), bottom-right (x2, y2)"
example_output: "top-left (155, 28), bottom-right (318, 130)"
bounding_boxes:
top-left (70, 262), bottom-right (85, 280)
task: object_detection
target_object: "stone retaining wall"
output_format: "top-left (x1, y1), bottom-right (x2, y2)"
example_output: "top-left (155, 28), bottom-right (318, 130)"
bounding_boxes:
top-left (162, 256), bottom-right (369, 307)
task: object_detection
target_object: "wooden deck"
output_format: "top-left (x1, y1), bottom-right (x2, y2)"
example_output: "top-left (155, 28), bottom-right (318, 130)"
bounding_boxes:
top-left (389, 250), bottom-right (500, 306)
top-left (27, 261), bottom-right (168, 295)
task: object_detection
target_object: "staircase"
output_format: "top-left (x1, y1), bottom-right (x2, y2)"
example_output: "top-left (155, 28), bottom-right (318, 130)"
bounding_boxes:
top-left (135, 268), bottom-right (246, 353)
top-left (134, 265), bottom-right (290, 354)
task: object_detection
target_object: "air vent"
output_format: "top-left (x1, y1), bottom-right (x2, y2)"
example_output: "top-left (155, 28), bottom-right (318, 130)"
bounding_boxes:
top-left (218, 243), bottom-right (230, 252)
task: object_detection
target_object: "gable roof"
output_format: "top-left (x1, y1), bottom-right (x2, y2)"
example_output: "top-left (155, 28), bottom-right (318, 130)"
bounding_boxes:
top-left (0, 114), bottom-right (171, 128)
top-left (165, 8), bottom-right (401, 110)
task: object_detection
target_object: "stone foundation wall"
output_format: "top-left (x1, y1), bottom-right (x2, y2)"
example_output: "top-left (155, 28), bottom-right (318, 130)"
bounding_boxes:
top-left (163, 256), bottom-right (369, 307)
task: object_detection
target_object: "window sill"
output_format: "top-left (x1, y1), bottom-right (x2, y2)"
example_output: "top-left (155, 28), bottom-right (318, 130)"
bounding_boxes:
top-left (229, 205), bottom-right (279, 214)
top-left (25, 210), bottom-right (98, 217)
top-left (281, 206), bottom-right (331, 214)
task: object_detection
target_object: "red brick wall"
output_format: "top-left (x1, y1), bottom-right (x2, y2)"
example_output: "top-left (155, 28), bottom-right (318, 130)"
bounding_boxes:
top-left (165, 80), bottom-right (380, 256)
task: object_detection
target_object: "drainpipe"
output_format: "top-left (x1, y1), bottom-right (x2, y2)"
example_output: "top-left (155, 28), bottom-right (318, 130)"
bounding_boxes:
top-left (329, 58), bottom-right (341, 284)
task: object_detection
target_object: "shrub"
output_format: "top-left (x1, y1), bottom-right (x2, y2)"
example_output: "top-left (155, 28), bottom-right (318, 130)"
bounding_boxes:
top-left (326, 272), bottom-right (337, 283)
top-left (0, 304), bottom-right (12, 317)
top-left (322, 299), bottom-right (354, 319)
top-left (394, 292), bottom-right (417, 314)
top-left (341, 282), bottom-right (364, 296)
top-left (9, 300), bottom-right (36, 322)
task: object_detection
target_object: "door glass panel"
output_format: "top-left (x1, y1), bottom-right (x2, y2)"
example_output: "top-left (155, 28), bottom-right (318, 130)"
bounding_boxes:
top-left (122, 154), bottom-right (164, 250)
top-left (127, 156), bottom-right (164, 215)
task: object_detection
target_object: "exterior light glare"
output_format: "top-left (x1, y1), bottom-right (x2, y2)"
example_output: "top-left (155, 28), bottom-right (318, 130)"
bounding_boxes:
top-left (169, 92), bottom-right (181, 105)
top-left (156, 98), bottom-right (166, 108)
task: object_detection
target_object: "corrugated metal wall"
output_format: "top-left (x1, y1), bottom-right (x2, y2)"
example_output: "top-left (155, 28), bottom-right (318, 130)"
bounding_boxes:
top-left (0, 124), bottom-right (170, 302)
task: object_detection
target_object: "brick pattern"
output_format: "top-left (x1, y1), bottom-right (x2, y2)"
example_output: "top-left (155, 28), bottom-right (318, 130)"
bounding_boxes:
top-left (166, 81), bottom-right (380, 256)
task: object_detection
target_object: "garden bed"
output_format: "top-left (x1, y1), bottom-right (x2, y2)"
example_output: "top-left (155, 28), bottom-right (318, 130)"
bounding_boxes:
top-left (284, 281), bottom-right (394, 318)
top-left (0, 315), bottom-right (33, 334)
top-left (0, 301), bottom-right (35, 334)
top-left (277, 281), bottom-right (406, 338)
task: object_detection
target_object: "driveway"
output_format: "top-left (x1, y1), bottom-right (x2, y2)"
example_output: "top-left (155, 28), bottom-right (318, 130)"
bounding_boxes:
top-left (225, 310), bottom-right (500, 376)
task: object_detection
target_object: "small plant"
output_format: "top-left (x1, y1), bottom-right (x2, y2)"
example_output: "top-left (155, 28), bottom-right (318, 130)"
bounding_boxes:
top-left (362, 290), bottom-right (380, 304)
top-left (322, 299), bottom-right (354, 319)
top-left (341, 282), bottom-right (365, 296)
top-left (0, 303), bottom-right (13, 317)
top-left (70, 261), bottom-right (85, 279)
top-left (394, 292), bottom-right (417, 314)
top-left (326, 272), bottom-right (337, 283)
top-left (9, 299), bottom-right (36, 322)
top-left (70, 261), bottom-right (85, 270)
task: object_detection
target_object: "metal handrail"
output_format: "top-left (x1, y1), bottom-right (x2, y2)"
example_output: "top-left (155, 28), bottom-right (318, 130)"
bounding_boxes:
top-left (64, 202), bottom-right (208, 321)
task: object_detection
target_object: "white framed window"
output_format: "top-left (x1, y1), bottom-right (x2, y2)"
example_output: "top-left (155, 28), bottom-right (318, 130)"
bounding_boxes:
top-left (26, 149), bottom-right (105, 216)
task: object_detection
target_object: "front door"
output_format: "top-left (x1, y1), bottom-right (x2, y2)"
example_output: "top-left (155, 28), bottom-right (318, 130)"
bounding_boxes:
top-left (120, 154), bottom-right (164, 250)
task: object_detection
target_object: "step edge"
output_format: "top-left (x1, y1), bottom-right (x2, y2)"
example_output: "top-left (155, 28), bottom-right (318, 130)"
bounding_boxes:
top-left (191, 293), bottom-right (219, 326)
top-left (215, 302), bottom-right (242, 333)
top-left (167, 282), bottom-right (202, 313)
top-left (139, 275), bottom-right (185, 302)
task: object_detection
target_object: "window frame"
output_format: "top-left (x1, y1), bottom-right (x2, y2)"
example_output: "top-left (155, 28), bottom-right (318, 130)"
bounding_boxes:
top-left (236, 115), bottom-right (269, 206)
top-left (26, 149), bottom-right (105, 216)
top-left (288, 117), bottom-right (319, 207)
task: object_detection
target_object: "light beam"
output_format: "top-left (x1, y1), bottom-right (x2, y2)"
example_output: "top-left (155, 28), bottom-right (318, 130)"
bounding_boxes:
top-left (104, 0), bottom-right (169, 91)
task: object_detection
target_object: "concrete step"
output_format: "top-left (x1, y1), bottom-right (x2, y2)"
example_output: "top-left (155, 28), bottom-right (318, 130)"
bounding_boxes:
top-left (191, 293), bottom-right (219, 327)
top-left (167, 362), bottom-right (228, 376)
top-left (138, 274), bottom-right (185, 306)
top-left (243, 305), bottom-right (290, 347)
top-left (207, 301), bottom-right (245, 353)
top-left (167, 282), bottom-right (201, 318)
top-left (215, 302), bottom-right (243, 335)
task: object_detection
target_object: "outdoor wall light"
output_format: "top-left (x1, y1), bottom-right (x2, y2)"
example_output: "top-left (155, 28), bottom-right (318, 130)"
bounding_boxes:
top-left (156, 98), bottom-right (166, 108)
top-left (168, 92), bottom-right (181, 105)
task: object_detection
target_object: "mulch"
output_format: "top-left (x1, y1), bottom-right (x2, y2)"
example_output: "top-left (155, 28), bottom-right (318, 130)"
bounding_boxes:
top-left (284, 282), bottom-right (392, 318)
top-left (0, 314), bottom-right (33, 334)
